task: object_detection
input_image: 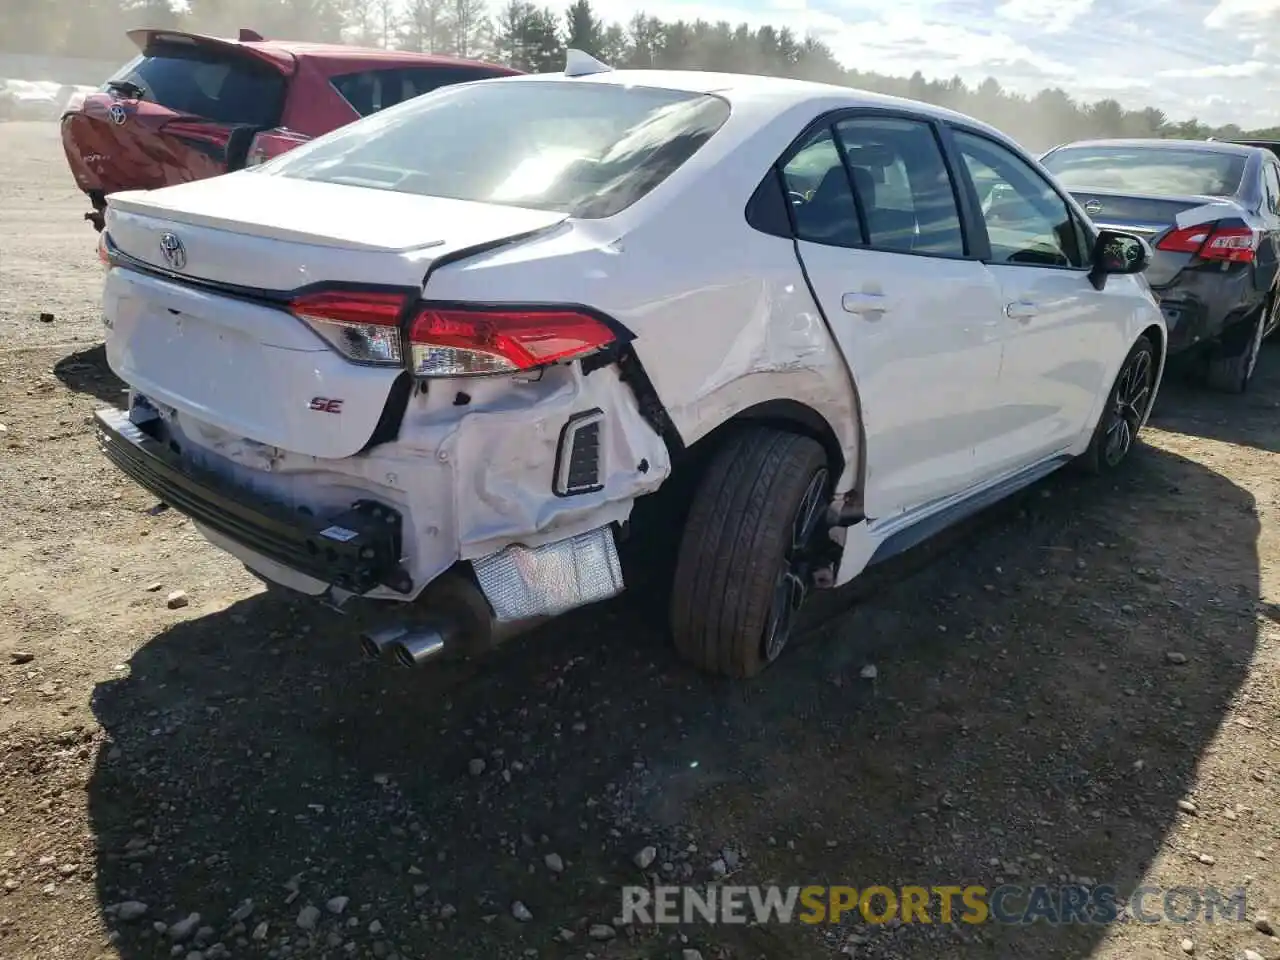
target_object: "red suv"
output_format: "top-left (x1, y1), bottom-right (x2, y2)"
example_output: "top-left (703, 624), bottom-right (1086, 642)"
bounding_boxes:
top-left (62, 28), bottom-right (521, 230)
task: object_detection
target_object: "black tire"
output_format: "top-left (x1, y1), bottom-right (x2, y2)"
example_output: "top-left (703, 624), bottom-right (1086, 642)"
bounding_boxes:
top-left (1205, 305), bottom-right (1266, 394)
top-left (670, 426), bottom-right (830, 678)
top-left (1079, 334), bottom-right (1156, 475)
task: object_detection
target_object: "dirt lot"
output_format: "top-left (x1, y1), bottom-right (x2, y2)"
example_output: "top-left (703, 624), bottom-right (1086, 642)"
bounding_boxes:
top-left (1, 119), bottom-right (1278, 960)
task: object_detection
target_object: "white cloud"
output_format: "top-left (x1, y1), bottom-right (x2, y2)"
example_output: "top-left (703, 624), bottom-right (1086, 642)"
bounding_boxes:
top-left (1159, 60), bottom-right (1274, 78)
top-left (1204, 0), bottom-right (1280, 28)
top-left (581, 0), bottom-right (1280, 127)
top-left (994, 0), bottom-right (1094, 34)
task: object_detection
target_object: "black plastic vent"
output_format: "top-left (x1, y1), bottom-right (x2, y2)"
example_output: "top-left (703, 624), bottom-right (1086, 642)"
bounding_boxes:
top-left (554, 409), bottom-right (604, 496)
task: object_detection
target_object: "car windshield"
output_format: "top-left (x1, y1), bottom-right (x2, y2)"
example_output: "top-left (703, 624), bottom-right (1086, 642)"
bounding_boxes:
top-left (262, 79), bottom-right (731, 218)
top-left (1041, 146), bottom-right (1246, 197)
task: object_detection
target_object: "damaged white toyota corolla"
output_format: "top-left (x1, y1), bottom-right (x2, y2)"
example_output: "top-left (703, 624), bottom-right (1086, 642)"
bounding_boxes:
top-left (94, 52), bottom-right (1167, 678)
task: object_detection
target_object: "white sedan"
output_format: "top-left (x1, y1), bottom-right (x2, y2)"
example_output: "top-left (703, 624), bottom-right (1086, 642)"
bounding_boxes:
top-left (93, 52), bottom-right (1165, 678)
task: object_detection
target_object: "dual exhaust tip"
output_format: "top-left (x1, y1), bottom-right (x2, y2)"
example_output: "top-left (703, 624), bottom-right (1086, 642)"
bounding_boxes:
top-left (360, 622), bottom-right (454, 668)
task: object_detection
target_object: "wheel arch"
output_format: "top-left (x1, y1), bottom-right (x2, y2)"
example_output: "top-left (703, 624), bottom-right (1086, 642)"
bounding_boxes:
top-left (1141, 322), bottom-right (1166, 382)
top-left (690, 398), bottom-right (848, 483)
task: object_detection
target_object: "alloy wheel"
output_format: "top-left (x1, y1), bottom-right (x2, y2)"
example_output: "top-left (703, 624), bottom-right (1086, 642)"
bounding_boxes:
top-left (762, 467), bottom-right (830, 663)
top-left (1103, 348), bottom-right (1154, 467)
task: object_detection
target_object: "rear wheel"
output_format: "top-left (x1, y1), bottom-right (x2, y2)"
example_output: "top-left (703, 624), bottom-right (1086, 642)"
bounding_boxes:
top-left (670, 427), bottom-right (830, 679)
top-left (1079, 335), bottom-right (1156, 475)
top-left (1205, 304), bottom-right (1266, 394)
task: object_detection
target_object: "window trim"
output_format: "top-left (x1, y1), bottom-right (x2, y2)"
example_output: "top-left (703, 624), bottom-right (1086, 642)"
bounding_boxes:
top-left (765, 105), bottom-right (981, 263)
top-left (944, 123), bottom-right (1095, 274)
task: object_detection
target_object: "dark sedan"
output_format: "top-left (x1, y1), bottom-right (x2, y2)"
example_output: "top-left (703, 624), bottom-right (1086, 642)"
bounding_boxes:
top-left (1040, 138), bottom-right (1280, 392)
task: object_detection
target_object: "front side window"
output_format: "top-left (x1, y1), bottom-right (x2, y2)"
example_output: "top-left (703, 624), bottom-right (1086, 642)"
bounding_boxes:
top-left (955, 130), bottom-right (1086, 268)
top-left (265, 80), bottom-right (730, 219)
top-left (1265, 163), bottom-right (1280, 215)
top-left (834, 116), bottom-right (966, 257)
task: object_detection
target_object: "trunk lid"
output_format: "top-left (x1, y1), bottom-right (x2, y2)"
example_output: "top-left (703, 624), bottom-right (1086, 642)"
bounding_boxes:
top-left (61, 31), bottom-right (290, 196)
top-left (1070, 188), bottom-right (1243, 287)
top-left (103, 176), bottom-right (569, 459)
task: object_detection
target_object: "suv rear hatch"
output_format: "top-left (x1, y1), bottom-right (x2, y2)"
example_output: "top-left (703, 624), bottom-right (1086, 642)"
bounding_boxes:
top-left (62, 29), bottom-right (292, 201)
top-left (102, 172), bottom-right (568, 460)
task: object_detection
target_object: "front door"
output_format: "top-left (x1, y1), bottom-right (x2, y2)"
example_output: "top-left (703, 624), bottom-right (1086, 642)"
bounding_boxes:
top-left (949, 127), bottom-right (1119, 469)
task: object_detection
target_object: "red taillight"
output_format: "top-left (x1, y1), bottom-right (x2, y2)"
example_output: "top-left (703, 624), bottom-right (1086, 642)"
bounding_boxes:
top-left (97, 231), bottom-right (109, 266)
top-left (407, 306), bottom-right (618, 377)
top-left (287, 291), bottom-right (619, 376)
top-left (288, 289), bottom-right (408, 365)
top-left (1157, 223), bottom-right (1256, 263)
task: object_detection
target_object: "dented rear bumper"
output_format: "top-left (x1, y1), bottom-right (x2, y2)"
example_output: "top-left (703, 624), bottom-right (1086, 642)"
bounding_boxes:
top-left (95, 354), bottom-right (672, 622)
top-left (95, 407), bottom-right (414, 594)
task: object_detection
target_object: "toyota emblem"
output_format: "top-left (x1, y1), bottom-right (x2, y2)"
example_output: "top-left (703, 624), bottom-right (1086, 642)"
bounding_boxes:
top-left (159, 232), bottom-right (187, 271)
top-left (1084, 199), bottom-right (1103, 215)
top-left (108, 104), bottom-right (127, 126)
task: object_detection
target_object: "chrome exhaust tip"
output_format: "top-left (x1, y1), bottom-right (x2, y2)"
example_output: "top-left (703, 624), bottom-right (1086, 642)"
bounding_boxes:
top-left (390, 623), bottom-right (451, 668)
top-left (360, 624), bottom-right (409, 661)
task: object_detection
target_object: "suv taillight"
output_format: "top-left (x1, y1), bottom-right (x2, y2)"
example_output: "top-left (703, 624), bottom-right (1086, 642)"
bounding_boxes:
top-left (287, 290), bottom-right (619, 376)
top-left (1156, 223), bottom-right (1257, 263)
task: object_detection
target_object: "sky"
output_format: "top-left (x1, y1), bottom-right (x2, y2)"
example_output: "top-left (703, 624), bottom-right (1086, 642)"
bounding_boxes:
top-left (588, 0), bottom-right (1280, 127)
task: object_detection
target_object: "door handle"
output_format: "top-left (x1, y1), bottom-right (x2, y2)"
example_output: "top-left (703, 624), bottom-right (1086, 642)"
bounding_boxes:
top-left (842, 291), bottom-right (890, 316)
top-left (1005, 300), bottom-right (1038, 321)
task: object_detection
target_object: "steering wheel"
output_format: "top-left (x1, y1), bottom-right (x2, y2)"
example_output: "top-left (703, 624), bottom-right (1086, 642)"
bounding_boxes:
top-left (788, 190), bottom-right (808, 205)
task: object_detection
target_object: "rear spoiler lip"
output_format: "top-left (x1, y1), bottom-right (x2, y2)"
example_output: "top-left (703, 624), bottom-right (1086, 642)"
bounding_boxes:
top-left (125, 28), bottom-right (296, 75)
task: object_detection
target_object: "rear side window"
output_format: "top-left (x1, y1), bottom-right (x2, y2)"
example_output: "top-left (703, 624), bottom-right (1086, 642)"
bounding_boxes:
top-left (779, 129), bottom-right (862, 247)
top-left (834, 117), bottom-right (966, 256)
top-left (330, 65), bottom-right (510, 117)
top-left (106, 44), bottom-right (285, 127)
top-left (266, 80), bottom-right (731, 219)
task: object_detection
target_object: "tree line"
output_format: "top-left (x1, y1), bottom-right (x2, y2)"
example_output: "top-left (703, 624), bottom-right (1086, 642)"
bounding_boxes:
top-left (5, 0), bottom-right (1276, 150)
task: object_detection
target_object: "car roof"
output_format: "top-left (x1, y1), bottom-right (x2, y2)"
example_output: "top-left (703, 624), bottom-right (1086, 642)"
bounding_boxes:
top-left (1051, 137), bottom-right (1259, 158)
top-left (495, 67), bottom-right (994, 128)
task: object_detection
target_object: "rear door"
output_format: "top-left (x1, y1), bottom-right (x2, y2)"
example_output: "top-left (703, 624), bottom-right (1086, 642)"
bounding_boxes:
top-left (62, 33), bottom-right (289, 195)
top-left (948, 127), bottom-right (1124, 463)
top-left (784, 113), bottom-right (1007, 524)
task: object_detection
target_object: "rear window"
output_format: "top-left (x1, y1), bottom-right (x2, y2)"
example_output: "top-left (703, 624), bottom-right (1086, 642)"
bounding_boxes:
top-left (105, 44), bottom-right (285, 127)
top-left (1041, 146), bottom-right (1246, 197)
top-left (331, 66), bottom-right (511, 117)
top-left (263, 80), bottom-right (731, 218)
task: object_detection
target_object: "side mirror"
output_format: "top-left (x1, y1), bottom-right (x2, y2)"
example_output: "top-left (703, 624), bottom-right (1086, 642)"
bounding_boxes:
top-left (1088, 229), bottom-right (1151, 290)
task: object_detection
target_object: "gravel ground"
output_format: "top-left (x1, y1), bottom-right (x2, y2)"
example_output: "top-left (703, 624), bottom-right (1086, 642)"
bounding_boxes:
top-left (0, 119), bottom-right (1278, 960)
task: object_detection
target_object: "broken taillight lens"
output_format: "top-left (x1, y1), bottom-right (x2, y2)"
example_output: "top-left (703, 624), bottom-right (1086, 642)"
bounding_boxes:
top-left (406, 305), bottom-right (618, 377)
top-left (1157, 223), bottom-right (1257, 263)
top-left (288, 289), bottom-right (408, 365)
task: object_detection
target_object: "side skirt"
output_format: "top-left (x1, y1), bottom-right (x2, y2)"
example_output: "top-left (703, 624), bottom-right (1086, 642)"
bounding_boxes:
top-left (837, 452), bottom-right (1074, 579)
